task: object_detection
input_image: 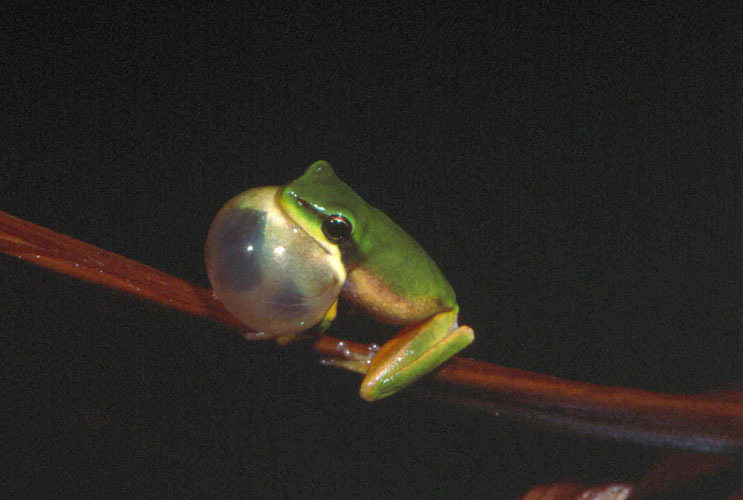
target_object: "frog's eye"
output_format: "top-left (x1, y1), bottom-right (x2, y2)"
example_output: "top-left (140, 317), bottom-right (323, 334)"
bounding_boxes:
top-left (322, 215), bottom-right (352, 243)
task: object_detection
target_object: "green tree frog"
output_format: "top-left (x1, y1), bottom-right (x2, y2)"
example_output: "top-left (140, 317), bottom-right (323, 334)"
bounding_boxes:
top-left (205, 161), bottom-right (474, 401)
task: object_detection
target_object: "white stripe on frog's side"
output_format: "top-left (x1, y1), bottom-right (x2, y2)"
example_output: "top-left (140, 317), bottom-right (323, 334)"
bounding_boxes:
top-left (341, 266), bottom-right (451, 325)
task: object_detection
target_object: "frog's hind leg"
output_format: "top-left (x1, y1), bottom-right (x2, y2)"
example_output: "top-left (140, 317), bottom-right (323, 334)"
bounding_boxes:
top-left (359, 308), bottom-right (474, 401)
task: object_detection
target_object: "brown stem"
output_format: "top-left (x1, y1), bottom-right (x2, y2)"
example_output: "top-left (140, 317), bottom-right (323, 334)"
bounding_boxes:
top-left (314, 335), bottom-right (743, 454)
top-left (2, 209), bottom-right (742, 455)
top-left (0, 210), bottom-right (242, 329)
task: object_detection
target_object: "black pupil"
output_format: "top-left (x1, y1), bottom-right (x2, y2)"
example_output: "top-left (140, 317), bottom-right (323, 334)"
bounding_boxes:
top-left (323, 216), bottom-right (351, 242)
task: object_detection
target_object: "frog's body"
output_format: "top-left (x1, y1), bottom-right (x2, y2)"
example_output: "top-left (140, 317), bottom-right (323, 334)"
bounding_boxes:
top-left (279, 161), bottom-right (474, 400)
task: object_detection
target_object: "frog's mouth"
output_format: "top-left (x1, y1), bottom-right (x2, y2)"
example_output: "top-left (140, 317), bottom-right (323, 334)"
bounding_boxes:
top-left (276, 189), bottom-right (334, 254)
top-left (276, 187), bottom-right (347, 270)
top-left (277, 186), bottom-right (364, 274)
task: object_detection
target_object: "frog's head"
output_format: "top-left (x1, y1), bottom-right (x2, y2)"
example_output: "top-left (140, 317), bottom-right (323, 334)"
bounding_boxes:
top-left (279, 161), bottom-right (370, 268)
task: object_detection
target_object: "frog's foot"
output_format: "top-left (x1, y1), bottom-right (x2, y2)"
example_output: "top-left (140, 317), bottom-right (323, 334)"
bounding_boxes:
top-left (242, 330), bottom-right (268, 340)
top-left (319, 340), bottom-right (380, 374)
top-left (359, 310), bottom-right (474, 401)
top-left (273, 331), bottom-right (315, 345)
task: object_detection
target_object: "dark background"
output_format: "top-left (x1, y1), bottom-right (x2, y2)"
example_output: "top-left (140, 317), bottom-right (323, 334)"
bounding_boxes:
top-left (2, 4), bottom-right (740, 499)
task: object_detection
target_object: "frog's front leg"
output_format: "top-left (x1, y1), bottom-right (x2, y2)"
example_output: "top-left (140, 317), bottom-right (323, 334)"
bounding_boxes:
top-left (273, 299), bottom-right (339, 345)
top-left (359, 308), bottom-right (474, 401)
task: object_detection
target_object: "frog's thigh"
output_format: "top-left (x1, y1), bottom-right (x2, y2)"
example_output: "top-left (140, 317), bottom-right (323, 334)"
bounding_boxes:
top-left (359, 309), bottom-right (474, 401)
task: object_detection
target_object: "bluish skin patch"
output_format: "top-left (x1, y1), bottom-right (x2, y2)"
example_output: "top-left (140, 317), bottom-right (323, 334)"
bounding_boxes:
top-left (214, 207), bottom-right (265, 290)
top-left (273, 283), bottom-right (310, 323)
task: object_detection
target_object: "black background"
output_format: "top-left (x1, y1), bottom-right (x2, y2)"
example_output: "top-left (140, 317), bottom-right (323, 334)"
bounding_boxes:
top-left (2, 4), bottom-right (740, 499)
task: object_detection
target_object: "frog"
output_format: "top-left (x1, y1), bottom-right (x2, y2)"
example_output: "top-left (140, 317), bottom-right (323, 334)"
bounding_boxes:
top-left (205, 161), bottom-right (474, 401)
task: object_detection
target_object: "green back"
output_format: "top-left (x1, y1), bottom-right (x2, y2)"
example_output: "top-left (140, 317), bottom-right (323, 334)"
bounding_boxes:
top-left (280, 161), bottom-right (456, 307)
